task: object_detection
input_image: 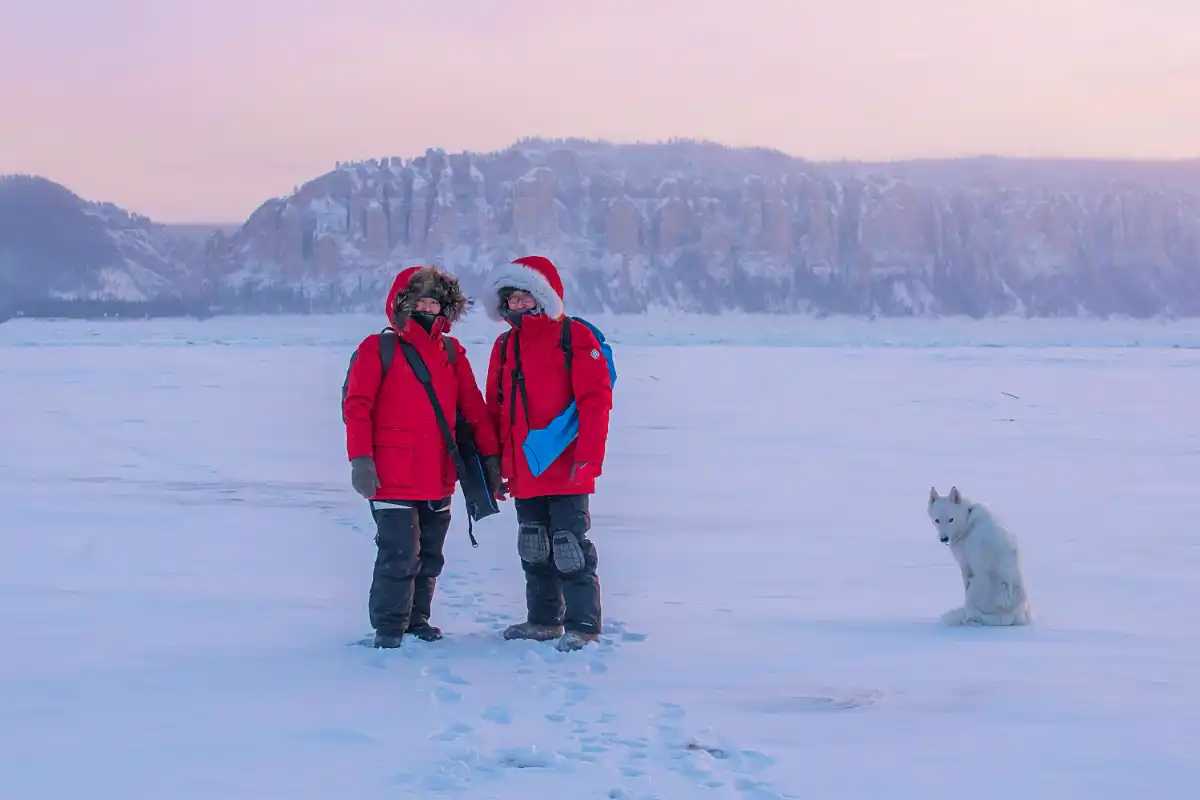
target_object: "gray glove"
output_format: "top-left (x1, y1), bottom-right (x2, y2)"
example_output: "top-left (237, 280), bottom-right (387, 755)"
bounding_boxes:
top-left (350, 456), bottom-right (380, 499)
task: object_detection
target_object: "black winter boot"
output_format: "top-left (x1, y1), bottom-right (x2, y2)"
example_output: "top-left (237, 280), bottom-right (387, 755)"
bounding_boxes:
top-left (407, 621), bottom-right (443, 642)
top-left (373, 632), bottom-right (404, 648)
top-left (503, 622), bottom-right (565, 641)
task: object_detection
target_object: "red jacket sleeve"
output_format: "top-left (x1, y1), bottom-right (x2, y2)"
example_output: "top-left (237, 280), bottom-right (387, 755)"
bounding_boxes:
top-left (343, 335), bottom-right (382, 461)
top-left (568, 321), bottom-right (613, 469)
top-left (484, 335), bottom-right (504, 435)
top-left (453, 339), bottom-right (500, 458)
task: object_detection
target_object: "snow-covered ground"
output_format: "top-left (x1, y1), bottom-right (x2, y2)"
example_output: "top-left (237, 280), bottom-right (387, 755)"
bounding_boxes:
top-left (2, 313), bottom-right (1198, 799)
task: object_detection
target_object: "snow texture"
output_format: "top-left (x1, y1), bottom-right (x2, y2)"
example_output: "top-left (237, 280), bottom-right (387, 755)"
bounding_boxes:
top-left (1, 313), bottom-right (1198, 798)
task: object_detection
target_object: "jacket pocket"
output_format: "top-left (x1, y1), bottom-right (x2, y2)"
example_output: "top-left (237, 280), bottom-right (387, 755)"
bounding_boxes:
top-left (375, 427), bottom-right (415, 486)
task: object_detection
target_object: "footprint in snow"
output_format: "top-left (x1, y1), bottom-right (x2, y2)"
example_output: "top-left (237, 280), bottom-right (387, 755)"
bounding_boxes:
top-left (297, 727), bottom-right (376, 746)
top-left (432, 686), bottom-right (462, 704)
top-left (734, 776), bottom-right (791, 800)
top-left (481, 706), bottom-right (512, 724)
top-left (431, 722), bottom-right (474, 742)
top-left (651, 704), bottom-right (789, 797)
top-left (748, 691), bottom-right (881, 714)
top-left (496, 746), bottom-right (557, 770)
top-left (563, 680), bottom-right (591, 705)
top-left (425, 663), bottom-right (470, 686)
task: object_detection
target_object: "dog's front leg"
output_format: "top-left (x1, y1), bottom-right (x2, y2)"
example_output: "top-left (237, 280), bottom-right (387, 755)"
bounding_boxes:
top-left (960, 563), bottom-right (973, 592)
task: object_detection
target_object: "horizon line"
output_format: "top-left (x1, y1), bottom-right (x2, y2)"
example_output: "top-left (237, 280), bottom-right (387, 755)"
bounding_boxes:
top-left (7, 136), bottom-right (1200, 226)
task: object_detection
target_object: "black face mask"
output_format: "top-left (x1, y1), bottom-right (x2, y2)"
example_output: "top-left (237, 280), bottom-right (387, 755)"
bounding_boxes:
top-left (503, 307), bottom-right (536, 328)
top-left (499, 288), bottom-right (532, 326)
top-left (411, 311), bottom-right (438, 332)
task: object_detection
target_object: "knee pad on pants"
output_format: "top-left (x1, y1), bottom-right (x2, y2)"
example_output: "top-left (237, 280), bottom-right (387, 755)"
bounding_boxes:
top-left (518, 522), bottom-right (550, 564)
top-left (552, 530), bottom-right (586, 574)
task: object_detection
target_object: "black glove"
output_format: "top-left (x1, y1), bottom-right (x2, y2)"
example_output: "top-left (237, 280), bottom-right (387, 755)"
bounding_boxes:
top-left (350, 457), bottom-right (380, 499)
top-left (483, 455), bottom-right (508, 500)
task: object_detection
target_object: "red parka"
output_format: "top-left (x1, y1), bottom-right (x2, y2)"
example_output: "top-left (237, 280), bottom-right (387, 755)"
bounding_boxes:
top-left (484, 257), bottom-right (613, 499)
top-left (343, 267), bottom-right (499, 501)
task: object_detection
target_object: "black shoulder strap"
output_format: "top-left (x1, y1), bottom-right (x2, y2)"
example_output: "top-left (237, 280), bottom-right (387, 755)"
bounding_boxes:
top-left (379, 327), bottom-right (397, 375)
top-left (398, 340), bottom-right (477, 547)
top-left (561, 318), bottom-right (575, 400)
top-left (383, 328), bottom-right (455, 372)
top-left (510, 330), bottom-right (531, 425)
top-left (496, 331), bottom-right (511, 406)
top-left (343, 328), bottom-right (396, 423)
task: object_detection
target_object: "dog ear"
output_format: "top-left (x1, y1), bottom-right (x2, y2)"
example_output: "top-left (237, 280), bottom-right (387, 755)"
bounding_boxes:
top-left (929, 486), bottom-right (939, 504)
top-left (949, 486), bottom-right (962, 505)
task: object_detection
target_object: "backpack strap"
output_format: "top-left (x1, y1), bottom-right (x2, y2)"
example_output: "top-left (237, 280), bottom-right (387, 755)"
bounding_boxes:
top-left (379, 327), bottom-right (397, 375)
top-left (382, 328), bottom-right (457, 374)
top-left (560, 318), bottom-right (574, 400)
top-left (341, 327), bottom-right (398, 423)
top-left (397, 340), bottom-right (478, 548)
top-left (510, 330), bottom-right (531, 427)
top-left (496, 330), bottom-right (511, 406)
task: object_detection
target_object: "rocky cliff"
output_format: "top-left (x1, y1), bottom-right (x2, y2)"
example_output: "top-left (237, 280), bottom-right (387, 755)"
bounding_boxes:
top-left (205, 140), bottom-right (1200, 316)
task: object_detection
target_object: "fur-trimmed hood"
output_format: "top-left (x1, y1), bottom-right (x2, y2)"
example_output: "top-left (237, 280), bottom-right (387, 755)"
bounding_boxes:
top-left (385, 266), bottom-right (469, 329)
top-left (485, 256), bottom-right (566, 321)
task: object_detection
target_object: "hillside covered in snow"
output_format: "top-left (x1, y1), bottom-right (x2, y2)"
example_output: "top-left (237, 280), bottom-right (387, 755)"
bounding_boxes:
top-left (206, 140), bottom-right (1200, 317)
top-left (6, 142), bottom-right (1200, 318)
top-left (0, 175), bottom-right (211, 318)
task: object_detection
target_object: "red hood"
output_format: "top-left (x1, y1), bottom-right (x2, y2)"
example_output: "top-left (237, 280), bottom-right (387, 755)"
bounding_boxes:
top-left (386, 265), bottom-right (459, 338)
top-left (385, 265), bottom-right (469, 333)
top-left (385, 267), bottom-right (421, 328)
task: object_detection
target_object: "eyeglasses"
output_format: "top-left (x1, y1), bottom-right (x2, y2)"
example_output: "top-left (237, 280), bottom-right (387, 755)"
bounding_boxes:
top-left (506, 291), bottom-right (535, 307)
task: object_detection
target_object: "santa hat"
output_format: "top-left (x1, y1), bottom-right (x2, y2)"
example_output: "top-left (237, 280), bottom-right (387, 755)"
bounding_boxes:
top-left (486, 255), bottom-right (566, 321)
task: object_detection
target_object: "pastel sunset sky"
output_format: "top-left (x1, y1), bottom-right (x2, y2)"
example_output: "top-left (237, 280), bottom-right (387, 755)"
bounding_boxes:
top-left (3, 0), bottom-right (1198, 222)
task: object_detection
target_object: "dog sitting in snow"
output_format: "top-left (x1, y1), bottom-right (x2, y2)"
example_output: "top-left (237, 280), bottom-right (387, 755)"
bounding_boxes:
top-left (928, 487), bottom-right (1031, 626)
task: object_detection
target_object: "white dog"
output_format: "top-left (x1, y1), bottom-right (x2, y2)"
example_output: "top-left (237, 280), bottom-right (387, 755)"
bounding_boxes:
top-left (928, 487), bottom-right (1031, 626)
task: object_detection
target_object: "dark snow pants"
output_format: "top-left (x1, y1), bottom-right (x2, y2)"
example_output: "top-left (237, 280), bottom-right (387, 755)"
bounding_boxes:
top-left (515, 494), bottom-right (601, 635)
top-left (368, 499), bottom-right (451, 636)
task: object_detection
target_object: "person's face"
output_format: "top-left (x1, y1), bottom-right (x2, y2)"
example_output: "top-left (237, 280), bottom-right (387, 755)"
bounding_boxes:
top-left (506, 290), bottom-right (536, 312)
top-left (414, 297), bottom-right (442, 315)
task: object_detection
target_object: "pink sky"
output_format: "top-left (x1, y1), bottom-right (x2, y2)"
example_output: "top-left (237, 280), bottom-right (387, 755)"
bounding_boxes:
top-left (3, 0), bottom-right (1198, 222)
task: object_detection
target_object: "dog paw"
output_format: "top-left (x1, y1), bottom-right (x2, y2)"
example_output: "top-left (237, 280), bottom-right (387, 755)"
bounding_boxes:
top-left (940, 608), bottom-right (969, 626)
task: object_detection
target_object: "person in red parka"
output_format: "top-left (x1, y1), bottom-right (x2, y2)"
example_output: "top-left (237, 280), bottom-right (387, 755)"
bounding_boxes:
top-left (484, 256), bottom-right (613, 652)
top-left (343, 266), bottom-right (500, 648)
